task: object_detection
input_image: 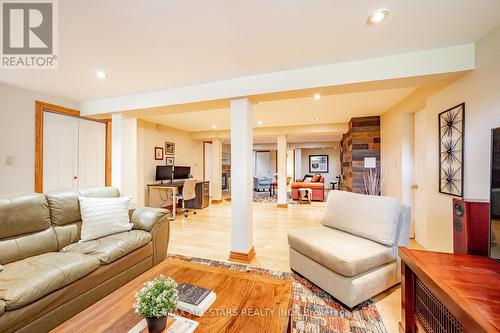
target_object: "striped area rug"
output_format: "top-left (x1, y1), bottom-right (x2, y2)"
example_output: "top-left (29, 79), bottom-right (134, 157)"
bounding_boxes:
top-left (170, 254), bottom-right (387, 333)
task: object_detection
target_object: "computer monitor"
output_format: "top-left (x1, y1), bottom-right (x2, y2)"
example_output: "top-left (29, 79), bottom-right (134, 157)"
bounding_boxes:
top-left (155, 165), bottom-right (172, 182)
top-left (173, 166), bottom-right (191, 180)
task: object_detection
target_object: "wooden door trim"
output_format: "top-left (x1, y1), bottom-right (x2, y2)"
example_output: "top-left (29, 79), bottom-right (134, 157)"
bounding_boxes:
top-left (203, 141), bottom-right (212, 181)
top-left (35, 101), bottom-right (112, 193)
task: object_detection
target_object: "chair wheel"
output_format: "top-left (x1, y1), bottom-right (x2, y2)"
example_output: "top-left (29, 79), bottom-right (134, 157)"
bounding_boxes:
top-left (184, 214), bottom-right (188, 217)
top-left (193, 211), bottom-right (197, 214)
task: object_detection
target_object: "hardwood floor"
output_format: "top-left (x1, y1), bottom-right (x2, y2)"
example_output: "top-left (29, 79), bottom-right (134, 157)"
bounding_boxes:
top-left (169, 199), bottom-right (424, 333)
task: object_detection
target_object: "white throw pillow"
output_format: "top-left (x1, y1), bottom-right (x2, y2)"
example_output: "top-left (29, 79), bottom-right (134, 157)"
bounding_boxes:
top-left (321, 190), bottom-right (401, 246)
top-left (78, 196), bottom-right (133, 241)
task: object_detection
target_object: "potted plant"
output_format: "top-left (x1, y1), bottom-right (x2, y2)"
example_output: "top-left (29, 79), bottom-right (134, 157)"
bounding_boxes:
top-left (134, 275), bottom-right (179, 333)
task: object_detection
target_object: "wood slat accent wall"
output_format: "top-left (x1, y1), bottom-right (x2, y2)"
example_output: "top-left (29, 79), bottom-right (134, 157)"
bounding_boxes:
top-left (340, 116), bottom-right (380, 193)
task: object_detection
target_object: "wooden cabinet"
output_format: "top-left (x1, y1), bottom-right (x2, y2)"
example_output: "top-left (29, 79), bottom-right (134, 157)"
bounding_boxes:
top-left (186, 181), bottom-right (210, 209)
top-left (399, 247), bottom-right (500, 333)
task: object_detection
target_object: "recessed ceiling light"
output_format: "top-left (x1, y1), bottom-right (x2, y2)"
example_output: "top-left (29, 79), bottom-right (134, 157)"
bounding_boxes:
top-left (315, 117), bottom-right (320, 121)
top-left (257, 120), bottom-right (263, 125)
top-left (314, 93), bottom-right (321, 100)
top-left (367, 9), bottom-right (389, 26)
top-left (212, 124), bottom-right (217, 129)
top-left (96, 70), bottom-right (107, 79)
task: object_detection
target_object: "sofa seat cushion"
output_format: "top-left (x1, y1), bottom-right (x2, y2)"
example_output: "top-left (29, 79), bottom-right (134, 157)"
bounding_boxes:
top-left (288, 226), bottom-right (395, 277)
top-left (62, 230), bottom-right (151, 264)
top-left (0, 252), bottom-right (100, 310)
top-left (291, 182), bottom-right (324, 189)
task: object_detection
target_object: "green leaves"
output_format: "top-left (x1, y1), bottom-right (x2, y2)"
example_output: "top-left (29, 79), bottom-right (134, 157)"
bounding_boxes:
top-left (133, 275), bottom-right (179, 318)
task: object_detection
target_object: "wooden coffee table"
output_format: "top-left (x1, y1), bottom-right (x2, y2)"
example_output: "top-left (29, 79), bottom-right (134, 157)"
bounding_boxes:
top-left (51, 257), bottom-right (292, 333)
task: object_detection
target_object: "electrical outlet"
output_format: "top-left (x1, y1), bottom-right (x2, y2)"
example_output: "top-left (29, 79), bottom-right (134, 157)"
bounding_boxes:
top-left (3, 156), bottom-right (14, 166)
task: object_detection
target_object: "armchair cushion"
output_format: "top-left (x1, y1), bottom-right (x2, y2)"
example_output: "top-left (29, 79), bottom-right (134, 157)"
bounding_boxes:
top-left (321, 190), bottom-right (401, 246)
top-left (291, 182), bottom-right (324, 190)
top-left (288, 226), bottom-right (395, 277)
top-left (311, 174), bottom-right (322, 182)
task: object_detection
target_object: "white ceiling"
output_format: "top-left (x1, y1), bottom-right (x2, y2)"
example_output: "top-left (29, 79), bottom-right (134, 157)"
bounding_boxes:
top-left (138, 87), bottom-right (415, 131)
top-left (0, 0), bottom-right (499, 102)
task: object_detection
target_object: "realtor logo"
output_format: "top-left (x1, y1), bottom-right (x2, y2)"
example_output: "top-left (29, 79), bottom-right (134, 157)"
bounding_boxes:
top-left (1, 0), bottom-right (58, 68)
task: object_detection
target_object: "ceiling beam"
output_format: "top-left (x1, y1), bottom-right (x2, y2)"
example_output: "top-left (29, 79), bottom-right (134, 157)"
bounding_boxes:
top-left (190, 123), bottom-right (348, 141)
top-left (80, 44), bottom-right (475, 116)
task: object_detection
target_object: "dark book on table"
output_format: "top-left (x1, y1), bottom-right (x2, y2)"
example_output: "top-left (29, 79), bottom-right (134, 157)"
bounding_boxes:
top-left (177, 283), bottom-right (212, 306)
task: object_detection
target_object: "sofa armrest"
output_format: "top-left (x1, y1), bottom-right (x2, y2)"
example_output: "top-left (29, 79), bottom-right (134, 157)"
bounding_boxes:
top-left (131, 207), bottom-right (168, 232)
top-left (131, 207), bottom-right (170, 265)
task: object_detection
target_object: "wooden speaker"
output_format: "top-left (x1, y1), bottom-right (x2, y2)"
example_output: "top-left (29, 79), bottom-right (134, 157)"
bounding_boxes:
top-left (452, 198), bottom-right (490, 256)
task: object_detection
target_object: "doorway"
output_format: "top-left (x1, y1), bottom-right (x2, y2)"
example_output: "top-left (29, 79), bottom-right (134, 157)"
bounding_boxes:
top-left (413, 110), bottom-right (428, 247)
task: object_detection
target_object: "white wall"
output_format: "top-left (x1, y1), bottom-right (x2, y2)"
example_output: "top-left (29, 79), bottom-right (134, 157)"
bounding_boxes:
top-left (299, 145), bottom-right (341, 185)
top-left (381, 24), bottom-right (500, 252)
top-left (137, 120), bottom-right (203, 206)
top-left (0, 83), bottom-right (77, 195)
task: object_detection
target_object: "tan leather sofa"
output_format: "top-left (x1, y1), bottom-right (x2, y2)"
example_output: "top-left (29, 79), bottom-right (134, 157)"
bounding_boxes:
top-left (0, 187), bottom-right (170, 333)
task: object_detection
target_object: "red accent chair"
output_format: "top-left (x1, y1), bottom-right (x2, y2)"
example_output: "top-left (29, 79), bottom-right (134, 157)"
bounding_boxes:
top-left (291, 174), bottom-right (325, 201)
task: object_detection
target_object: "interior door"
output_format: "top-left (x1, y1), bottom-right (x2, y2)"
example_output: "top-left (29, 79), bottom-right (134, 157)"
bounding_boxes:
top-left (78, 118), bottom-right (106, 188)
top-left (255, 151), bottom-right (271, 176)
top-left (43, 112), bottom-right (79, 191)
top-left (413, 110), bottom-right (428, 247)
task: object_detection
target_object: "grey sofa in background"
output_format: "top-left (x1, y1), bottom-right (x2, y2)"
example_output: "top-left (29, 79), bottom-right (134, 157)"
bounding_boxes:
top-left (253, 175), bottom-right (273, 191)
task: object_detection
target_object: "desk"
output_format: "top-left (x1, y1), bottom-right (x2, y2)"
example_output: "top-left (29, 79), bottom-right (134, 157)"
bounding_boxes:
top-left (147, 181), bottom-right (209, 220)
top-left (147, 181), bottom-right (186, 220)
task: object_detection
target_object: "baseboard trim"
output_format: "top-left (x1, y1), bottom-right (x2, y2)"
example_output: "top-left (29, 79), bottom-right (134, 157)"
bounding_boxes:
top-left (211, 199), bottom-right (223, 204)
top-left (276, 203), bottom-right (288, 208)
top-left (228, 247), bottom-right (256, 264)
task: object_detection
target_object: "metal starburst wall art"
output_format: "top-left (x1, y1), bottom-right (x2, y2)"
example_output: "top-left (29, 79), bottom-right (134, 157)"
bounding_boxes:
top-left (438, 103), bottom-right (464, 197)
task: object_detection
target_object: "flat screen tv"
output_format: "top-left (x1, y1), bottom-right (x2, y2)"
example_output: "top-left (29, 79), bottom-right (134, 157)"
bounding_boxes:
top-left (490, 127), bottom-right (500, 259)
top-left (155, 165), bottom-right (172, 182)
top-left (173, 166), bottom-right (191, 180)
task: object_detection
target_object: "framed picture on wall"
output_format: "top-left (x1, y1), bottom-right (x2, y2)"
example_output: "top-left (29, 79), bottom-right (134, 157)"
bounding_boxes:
top-left (309, 155), bottom-right (329, 173)
top-left (166, 156), bottom-right (175, 166)
top-left (438, 103), bottom-right (464, 197)
top-left (165, 142), bottom-right (175, 155)
top-left (154, 147), bottom-right (164, 160)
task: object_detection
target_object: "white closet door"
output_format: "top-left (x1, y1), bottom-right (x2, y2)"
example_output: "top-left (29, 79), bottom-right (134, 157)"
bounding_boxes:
top-left (78, 118), bottom-right (106, 188)
top-left (43, 112), bottom-right (79, 192)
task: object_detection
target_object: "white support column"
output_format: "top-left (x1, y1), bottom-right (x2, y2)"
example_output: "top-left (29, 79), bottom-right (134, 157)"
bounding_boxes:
top-left (211, 138), bottom-right (223, 203)
top-left (277, 135), bottom-right (288, 207)
top-left (229, 98), bottom-right (255, 263)
top-left (294, 148), bottom-right (302, 181)
top-left (111, 113), bottom-right (138, 203)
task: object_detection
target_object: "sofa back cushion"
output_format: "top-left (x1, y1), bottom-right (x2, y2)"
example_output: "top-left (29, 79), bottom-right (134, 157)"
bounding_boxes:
top-left (321, 190), bottom-right (401, 246)
top-left (46, 187), bottom-right (120, 248)
top-left (0, 194), bottom-right (58, 264)
top-left (46, 187), bottom-right (120, 226)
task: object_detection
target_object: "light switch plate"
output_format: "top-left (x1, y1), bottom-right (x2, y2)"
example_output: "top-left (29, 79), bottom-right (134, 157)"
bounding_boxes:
top-left (3, 156), bottom-right (13, 166)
